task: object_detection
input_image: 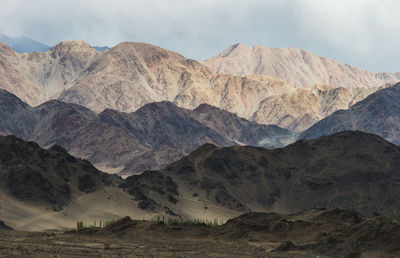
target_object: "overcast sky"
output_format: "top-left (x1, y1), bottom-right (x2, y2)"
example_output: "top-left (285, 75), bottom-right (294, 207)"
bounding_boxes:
top-left (0, 0), bottom-right (399, 72)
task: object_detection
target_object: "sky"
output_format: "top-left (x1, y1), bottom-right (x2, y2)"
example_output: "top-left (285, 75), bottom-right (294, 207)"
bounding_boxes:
top-left (0, 0), bottom-right (399, 72)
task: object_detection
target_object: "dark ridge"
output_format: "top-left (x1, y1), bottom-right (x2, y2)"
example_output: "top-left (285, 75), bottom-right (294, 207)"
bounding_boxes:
top-left (0, 220), bottom-right (13, 230)
top-left (0, 135), bottom-right (119, 210)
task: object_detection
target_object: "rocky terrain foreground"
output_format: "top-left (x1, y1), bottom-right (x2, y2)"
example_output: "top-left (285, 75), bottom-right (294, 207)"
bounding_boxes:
top-left (1, 207), bottom-right (399, 257)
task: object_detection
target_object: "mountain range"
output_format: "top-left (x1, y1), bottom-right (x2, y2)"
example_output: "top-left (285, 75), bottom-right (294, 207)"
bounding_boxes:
top-left (1, 37), bottom-right (400, 238)
top-left (205, 43), bottom-right (400, 89)
top-left (0, 40), bottom-right (390, 131)
top-left (0, 89), bottom-right (292, 175)
top-left (129, 131), bottom-right (400, 218)
top-left (2, 82), bottom-right (400, 176)
top-left (2, 131), bottom-right (400, 231)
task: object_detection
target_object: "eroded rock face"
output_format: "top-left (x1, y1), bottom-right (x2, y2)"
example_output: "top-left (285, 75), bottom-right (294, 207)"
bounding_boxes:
top-left (205, 43), bottom-right (400, 89)
top-left (0, 41), bottom-right (98, 106)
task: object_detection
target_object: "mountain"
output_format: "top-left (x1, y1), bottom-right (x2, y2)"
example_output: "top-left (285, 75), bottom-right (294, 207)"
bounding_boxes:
top-left (0, 135), bottom-right (167, 231)
top-left (123, 131), bottom-right (400, 218)
top-left (301, 83), bottom-right (400, 144)
top-left (0, 40), bottom-right (383, 131)
top-left (0, 135), bottom-right (118, 211)
top-left (0, 89), bottom-right (35, 138)
top-left (0, 90), bottom-right (292, 175)
top-left (0, 34), bottom-right (50, 53)
top-left (205, 43), bottom-right (400, 89)
top-left (2, 131), bottom-right (400, 233)
top-left (0, 41), bottom-right (99, 106)
top-left (192, 103), bottom-right (294, 147)
top-left (251, 84), bottom-right (383, 131)
top-left (92, 46), bottom-right (109, 52)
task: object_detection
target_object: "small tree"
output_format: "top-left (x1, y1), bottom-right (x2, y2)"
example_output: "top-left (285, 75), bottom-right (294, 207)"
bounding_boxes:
top-left (77, 221), bottom-right (84, 231)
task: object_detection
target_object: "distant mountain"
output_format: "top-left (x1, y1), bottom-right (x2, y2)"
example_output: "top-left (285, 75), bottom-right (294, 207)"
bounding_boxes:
top-left (0, 34), bottom-right (109, 53)
top-left (0, 89), bottom-right (292, 175)
top-left (0, 40), bottom-right (384, 131)
top-left (205, 43), bottom-right (400, 89)
top-left (92, 45), bottom-right (109, 52)
top-left (0, 34), bottom-right (50, 52)
top-left (301, 83), bottom-right (400, 144)
top-left (124, 131), bottom-right (400, 218)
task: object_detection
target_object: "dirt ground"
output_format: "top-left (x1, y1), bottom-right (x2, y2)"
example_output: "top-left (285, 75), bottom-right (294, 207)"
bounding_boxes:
top-left (1, 207), bottom-right (400, 258)
top-left (0, 229), bottom-right (316, 257)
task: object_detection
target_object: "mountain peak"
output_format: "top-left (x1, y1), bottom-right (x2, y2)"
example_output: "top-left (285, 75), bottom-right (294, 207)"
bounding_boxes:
top-left (219, 42), bottom-right (251, 58)
top-left (193, 103), bottom-right (221, 113)
top-left (110, 41), bottom-right (185, 62)
top-left (231, 42), bottom-right (248, 49)
top-left (49, 40), bottom-right (95, 57)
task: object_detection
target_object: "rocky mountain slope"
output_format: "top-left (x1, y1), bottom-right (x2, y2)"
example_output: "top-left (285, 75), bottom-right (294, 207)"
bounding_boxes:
top-left (0, 89), bottom-right (292, 175)
top-left (2, 131), bottom-right (400, 233)
top-left (124, 131), bottom-right (400, 218)
top-left (0, 135), bottom-right (166, 231)
top-left (251, 84), bottom-right (382, 131)
top-left (0, 41), bottom-right (99, 106)
top-left (0, 135), bottom-right (118, 211)
top-left (301, 83), bottom-right (400, 144)
top-left (205, 43), bottom-right (400, 88)
top-left (0, 41), bottom-right (385, 131)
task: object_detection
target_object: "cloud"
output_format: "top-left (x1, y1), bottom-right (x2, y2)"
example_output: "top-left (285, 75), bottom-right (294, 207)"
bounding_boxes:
top-left (293, 0), bottom-right (400, 71)
top-left (0, 0), bottom-right (398, 72)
